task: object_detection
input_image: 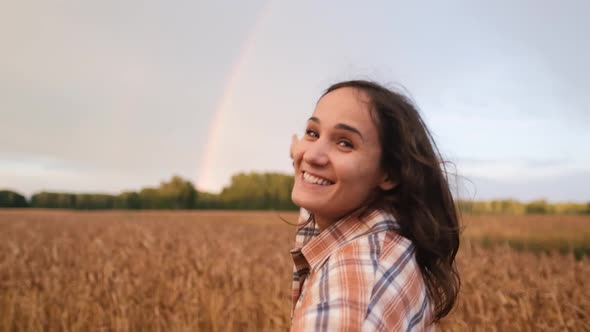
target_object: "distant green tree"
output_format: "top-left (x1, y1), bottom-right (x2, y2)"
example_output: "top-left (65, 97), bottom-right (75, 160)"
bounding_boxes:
top-left (74, 194), bottom-right (115, 209)
top-left (552, 202), bottom-right (587, 214)
top-left (456, 200), bottom-right (473, 214)
top-left (0, 190), bottom-right (29, 207)
top-left (139, 187), bottom-right (161, 209)
top-left (526, 199), bottom-right (550, 214)
top-left (30, 192), bottom-right (76, 208)
top-left (219, 172), bottom-right (296, 210)
top-left (137, 176), bottom-right (198, 209)
top-left (196, 191), bottom-right (224, 209)
top-left (115, 191), bottom-right (141, 209)
top-left (159, 175), bottom-right (197, 209)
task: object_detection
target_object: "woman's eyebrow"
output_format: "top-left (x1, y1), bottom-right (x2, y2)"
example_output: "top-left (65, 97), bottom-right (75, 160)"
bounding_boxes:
top-left (308, 116), bottom-right (364, 142)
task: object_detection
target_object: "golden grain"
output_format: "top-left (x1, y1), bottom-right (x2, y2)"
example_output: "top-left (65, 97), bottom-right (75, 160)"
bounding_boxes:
top-left (0, 210), bottom-right (588, 331)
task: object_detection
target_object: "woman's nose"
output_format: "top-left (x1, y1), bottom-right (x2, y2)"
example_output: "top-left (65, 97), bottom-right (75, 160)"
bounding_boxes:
top-left (303, 141), bottom-right (329, 166)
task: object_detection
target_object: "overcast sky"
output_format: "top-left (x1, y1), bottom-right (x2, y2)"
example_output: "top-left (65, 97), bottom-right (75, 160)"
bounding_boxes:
top-left (1, 0), bottom-right (588, 202)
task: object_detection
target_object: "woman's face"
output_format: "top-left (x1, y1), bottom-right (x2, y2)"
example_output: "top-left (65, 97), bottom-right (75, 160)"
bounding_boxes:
top-left (291, 87), bottom-right (394, 226)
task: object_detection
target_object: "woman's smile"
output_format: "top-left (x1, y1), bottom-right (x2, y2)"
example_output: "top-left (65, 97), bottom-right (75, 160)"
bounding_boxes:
top-left (301, 171), bottom-right (334, 186)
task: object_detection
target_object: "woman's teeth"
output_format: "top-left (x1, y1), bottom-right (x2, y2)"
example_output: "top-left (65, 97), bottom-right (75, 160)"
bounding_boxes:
top-left (303, 172), bottom-right (333, 186)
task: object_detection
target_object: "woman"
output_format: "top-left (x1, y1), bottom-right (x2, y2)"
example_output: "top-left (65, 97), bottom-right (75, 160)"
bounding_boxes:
top-left (289, 80), bottom-right (460, 331)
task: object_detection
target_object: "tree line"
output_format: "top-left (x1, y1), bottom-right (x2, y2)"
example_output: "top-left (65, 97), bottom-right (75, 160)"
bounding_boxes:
top-left (1, 172), bottom-right (589, 214)
top-left (0, 173), bottom-right (296, 211)
top-left (457, 199), bottom-right (589, 215)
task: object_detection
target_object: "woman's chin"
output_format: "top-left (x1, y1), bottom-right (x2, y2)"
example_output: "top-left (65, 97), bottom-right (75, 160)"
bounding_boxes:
top-left (292, 193), bottom-right (320, 214)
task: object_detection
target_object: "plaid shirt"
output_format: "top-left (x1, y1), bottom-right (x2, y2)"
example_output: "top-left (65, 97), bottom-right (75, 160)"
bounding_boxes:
top-left (290, 208), bottom-right (433, 332)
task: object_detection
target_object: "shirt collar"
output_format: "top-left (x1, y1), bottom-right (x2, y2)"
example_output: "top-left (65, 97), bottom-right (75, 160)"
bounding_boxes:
top-left (291, 208), bottom-right (399, 272)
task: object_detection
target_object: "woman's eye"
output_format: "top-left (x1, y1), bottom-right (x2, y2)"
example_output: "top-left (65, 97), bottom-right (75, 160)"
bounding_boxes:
top-left (305, 129), bottom-right (319, 138)
top-left (338, 140), bottom-right (354, 149)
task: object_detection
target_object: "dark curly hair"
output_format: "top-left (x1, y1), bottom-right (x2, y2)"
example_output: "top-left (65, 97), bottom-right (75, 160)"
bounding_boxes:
top-left (323, 80), bottom-right (461, 322)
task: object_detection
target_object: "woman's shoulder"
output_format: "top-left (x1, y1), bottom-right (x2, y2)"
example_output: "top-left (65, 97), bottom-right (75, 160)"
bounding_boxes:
top-left (331, 220), bottom-right (429, 330)
top-left (335, 208), bottom-right (414, 261)
top-left (331, 223), bottom-right (416, 269)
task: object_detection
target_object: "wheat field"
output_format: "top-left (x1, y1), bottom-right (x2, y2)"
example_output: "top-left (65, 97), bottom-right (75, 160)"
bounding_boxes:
top-left (0, 210), bottom-right (588, 331)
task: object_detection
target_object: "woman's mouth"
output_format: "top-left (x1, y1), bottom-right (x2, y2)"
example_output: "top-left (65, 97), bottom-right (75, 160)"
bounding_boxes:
top-left (302, 171), bottom-right (334, 186)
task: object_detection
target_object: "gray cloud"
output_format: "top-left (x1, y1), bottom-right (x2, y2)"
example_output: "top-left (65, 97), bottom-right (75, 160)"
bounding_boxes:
top-left (1, 0), bottom-right (589, 200)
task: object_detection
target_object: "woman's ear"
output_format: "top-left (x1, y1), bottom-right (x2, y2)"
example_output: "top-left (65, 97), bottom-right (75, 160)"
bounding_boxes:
top-left (291, 134), bottom-right (304, 163)
top-left (290, 134), bottom-right (299, 159)
top-left (378, 173), bottom-right (396, 191)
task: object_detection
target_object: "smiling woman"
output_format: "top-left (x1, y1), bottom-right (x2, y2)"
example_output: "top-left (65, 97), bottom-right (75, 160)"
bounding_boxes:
top-left (289, 81), bottom-right (461, 331)
top-left (292, 87), bottom-right (395, 231)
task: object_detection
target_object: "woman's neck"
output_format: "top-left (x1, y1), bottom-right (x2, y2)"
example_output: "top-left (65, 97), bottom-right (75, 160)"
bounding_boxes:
top-left (314, 215), bottom-right (337, 232)
top-left (314, 206), bottom-right (366, 232)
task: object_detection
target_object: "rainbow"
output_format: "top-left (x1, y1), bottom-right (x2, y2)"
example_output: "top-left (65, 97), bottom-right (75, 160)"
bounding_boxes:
top-left (197, 1), bottom-right (274, 192)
